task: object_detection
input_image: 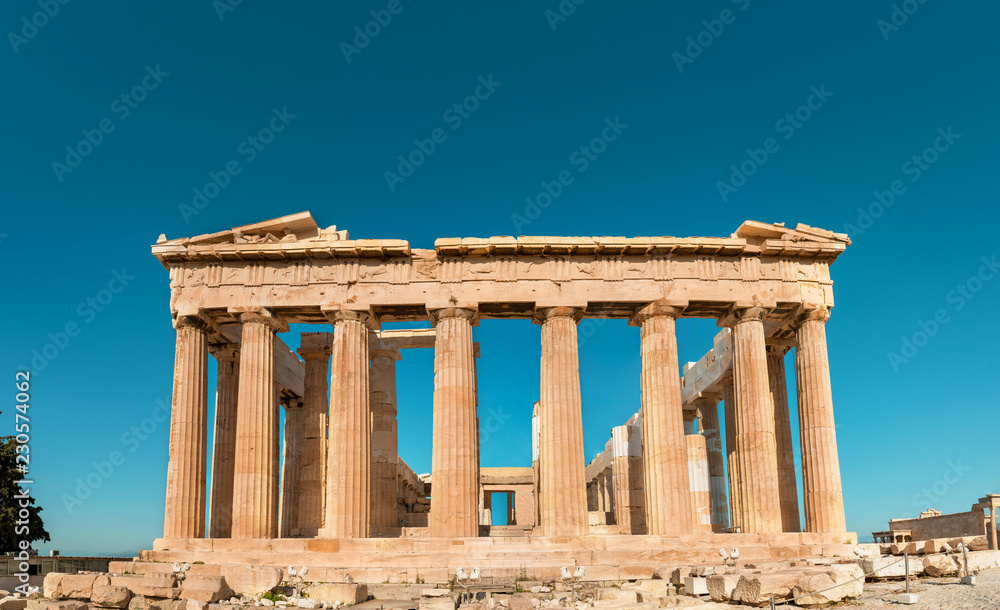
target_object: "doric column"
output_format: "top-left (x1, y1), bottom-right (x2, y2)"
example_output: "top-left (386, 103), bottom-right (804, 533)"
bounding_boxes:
top-left (208, 345), bottom-right (239, 538)
top-left (768, 345), bottom-right (801, 533)
top-left (230, 308), bottom-right (287, 539)
top-left (370, 342), bottom-right (401, 535)
top-left (723, 307), bottom-right (782, 533)
top-left (428, 306), bottom-right (480, 538)
top-left (698, 400), bottom-right (729, 532)
top-left (611, 424), bottom-right (640, 533)
top-left (535, 306), bottom-right (589, 536)
top-left (990, 506), bottom-right (997, 550)
top-left (795, 307), bottom-right (847, 533)
top-left (631, 302), bottom-right (692, 536)
top-left (164, 314), bottom-right (209, 539)
top-left (723, 374), bottom-right (741, 532)
top-left (685, 434), bottom-right (713, 532)
top-left (322, 305), bottom-right (378, 538)
top-left (296, 335), bottom-right (332, 537)
top-left (279, 398), bottom-right (304, 537)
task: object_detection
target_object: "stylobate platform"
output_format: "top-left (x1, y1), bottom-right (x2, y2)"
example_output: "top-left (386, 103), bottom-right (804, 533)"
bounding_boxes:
top-left (127, 532), bottom-right (858, 584)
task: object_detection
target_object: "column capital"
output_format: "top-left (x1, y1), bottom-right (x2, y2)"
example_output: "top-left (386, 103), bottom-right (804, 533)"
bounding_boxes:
top-left (229, 307), bottom-right (289, 333)
top-left (533, 305), bottom-right (585, 325)
top-left (208, 344), bottom-right (240, 360)
top-left (370, 344), bottom-right (402, 361)
top-left (321, 303), bottom-right (380, 330)
top-left (628, 300), bottom-right (687, 327)
top-left (765, 343), bottom-right (792, 357)
top-left (298, 347), bottom-right (331, 360)
top-left (299, 332), bottom-right (334, 356)
top-left (282, 398), bottom-right (304, 411)
top-left (426, 304), bottom-right (479, 327)
top-left (718, 306), bottom-right (768, 328)
top-left (173, 313), bottom-right (207, 331)
top-left (795, 305), bottom-right (832, 326)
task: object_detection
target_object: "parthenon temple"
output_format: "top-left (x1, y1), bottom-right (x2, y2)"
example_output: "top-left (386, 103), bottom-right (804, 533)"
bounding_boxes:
top-left (144, 212), bottom-right (857, 582)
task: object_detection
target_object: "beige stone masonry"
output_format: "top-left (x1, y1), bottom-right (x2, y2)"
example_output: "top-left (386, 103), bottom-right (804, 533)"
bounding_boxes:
top-left (230, 308), bottom-right (287, 539)
top-left (297, 334), bottom-right (332, 536)
top-left (796, 307), bottom-right (847, 533)
top-left (279, 399), bottom-right (304, 536)
top-left (370, 342), bottom-right (401, 534)
top-left (164, 314), bottom-right (209, 539)
top-left (207, 346), bottom-right (239, 538)
top-left (767, 345), bottom-right (801, 533)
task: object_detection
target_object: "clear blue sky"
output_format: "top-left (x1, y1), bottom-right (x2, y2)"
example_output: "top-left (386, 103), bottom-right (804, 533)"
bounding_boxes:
top-left (2, 1), bottom-right (997, 555)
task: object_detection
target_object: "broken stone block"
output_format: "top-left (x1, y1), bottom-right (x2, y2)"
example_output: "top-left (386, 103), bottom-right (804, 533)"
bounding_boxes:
top-left (506, 599), bottom-right (532, 610)
top-left (418, 598), bottom-right (456, 610)
top-left (130, 574), bottom-right (180, 599)
top-left (706, 574), bottom-right (740, 602)
top-left (183, 602), bottom-right (207, 610)
top-left (922, 554), bottom-right (961, 577)
top-left (179, 575), bottom-right (233, 603)
top-left (0, 597), bottom-right (28, 610)
top-left (294, 600), bottom-right (321, 609)
top-left (42, 575), bottom-right (64, 600)
top-left (43, 603), bottom-right (86, 610)
top-left (682, 577), bottom-right (707, 596)
top-left (221, 566), bottom-right (283, 597)
top-left (732, 572), bottom-right (799, 605)
top-left (58, 575), bottom-right (98, 601)
top-left (305, 584), bottom-right (367, 606)
top-left (593, 589), bottom-right (637, 604)
top-left (621, 580), bottom-right (670, 603)
top-left (791, 566), bottom-right (862, 606)
top-left (964, 550), bottom-right (1000, 573)
top-left (91, 584), bottom-right (132, 609)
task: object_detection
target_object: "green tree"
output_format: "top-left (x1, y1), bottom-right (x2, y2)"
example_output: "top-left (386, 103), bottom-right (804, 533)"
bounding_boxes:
top-left (0, 436), bottom-right (50, 552)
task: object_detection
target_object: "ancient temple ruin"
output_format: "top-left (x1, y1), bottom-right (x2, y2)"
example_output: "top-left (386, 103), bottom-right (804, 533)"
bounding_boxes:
top-left (144, 212), bottom-right (857, 582)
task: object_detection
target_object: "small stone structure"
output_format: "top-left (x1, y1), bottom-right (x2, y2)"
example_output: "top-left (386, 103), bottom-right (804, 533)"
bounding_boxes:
top-left (873, 494), bottom-right (1000, 548)
top-left (145, 212), bottom-right (857, 580)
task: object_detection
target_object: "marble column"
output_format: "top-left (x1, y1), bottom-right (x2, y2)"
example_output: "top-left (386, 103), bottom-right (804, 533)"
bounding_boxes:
top-left (611, 425), bottom-right (636, 533)
top-left (698, 400), bottom-right (729, 532)
top-left (632, 302), bottom-right (691, 536)
top-left (370, 342), bottom-right (401, 535)
top-left (230, 308), bottom-right (286, 539)
top-left (296, 340), bottom-right (331, 537)
top-left (322, 306), bottom-right (378, 538)
top-left (535, 306), bottom-right (589, 536)
top-left (428, 306), bottom-right (480, 538)
top-left (164, 314), bottom-right (209, 539)
top-left (768, 345), bottom-right (801, 533)
top-left (726, 307), bottom-right (782, 533)
top-left (685, 434), bottom-right (713, 532)
top-left (279, 398), bottom-right (303, 537)
top-left (208, 345), bottom-right (239, 538)
top-left (796, 307), bottom-right (847, 533)
top-left (723, 375), bottom-right (741, 531)
top-left (990, 506), bottom-right (997, 550)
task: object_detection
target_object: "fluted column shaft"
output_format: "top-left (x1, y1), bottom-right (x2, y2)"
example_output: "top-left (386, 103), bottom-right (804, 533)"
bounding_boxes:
top-left (370, 346), bottom-right (401, 534)
top-left (768, 346), bottom-right (801, 533)
top-left (164, 315), bottom-right (209, 539)
top-left (208, 346), bottom-right (239, 538)
top-left (323, 309), bottom-right (377, 538)
top-left (429, 307), bottom-right (480, 537)
top-left (634, 303), bottom-right (692, 535)
top-left (297, 347), bottom-right (330, 536)
top-left (729, 307), bottom-right (782, 533)
top-left (699, 401), bottom-right (729, 531)
top-left (231, 310), bottom-right (284, 539)
top-left (990, 507), bottom-right (997, 550)
top-left (536, 306), bottom-right (589, 536)
top-left (722, 376), bottom-right (742, 531)
top-left (686, 434), bottom-right (713, 532)
top-left (280, 400), bottom-right (303, 537)
top-left (796, 309), bottom-right (847, 533)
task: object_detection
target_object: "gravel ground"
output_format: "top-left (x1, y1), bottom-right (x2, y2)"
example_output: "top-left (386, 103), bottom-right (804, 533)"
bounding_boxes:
top-left (848, 568), bottom-right (1000, 609)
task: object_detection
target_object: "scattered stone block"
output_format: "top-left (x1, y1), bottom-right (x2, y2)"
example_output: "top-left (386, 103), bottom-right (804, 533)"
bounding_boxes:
top-left (43, 603), bottom-right (86, 610)
top-left (294, 600), bottom-right (321, 609)
top-left (682, 577), bottom-right (707, 596)
top-left (421, 590), bottom-right (451, 598)
top-left (964, 549), bottom-right (1000, 573)
top-left (305, 584), bottom-right (367, 606)
top-left (42, 575), bottom-right (64, 600)
top-left (732, 572), bottom-right (799, 605)
top-left (183, 602), bottom-right (207, 610)
top-left (506, 598), bottom-right (532, 610)
top-left (180, 575), bottom-right (233, 603)
top-left (418, 597), bottom-right (456, 610)
top-left (922, 554), bottom-right (961, 576)
top-left (790, 565), bottom-right (863, 606)
top-left (706, 574), bottom-right (740, 602)
top-left (91, 584), bottom-right (132, 609)
top-left (58, 575), bottom-right (98, 601)
top-left (593, 589), bottom-right (637, 604)
top-left (0, 597), bottom-right (28, 610)
top-left (621, 579), bottom-right (670, 603)
top-left (131, 574), bottom-right (180, 599)
top-left (222, 566), bottom-right (283, 597)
